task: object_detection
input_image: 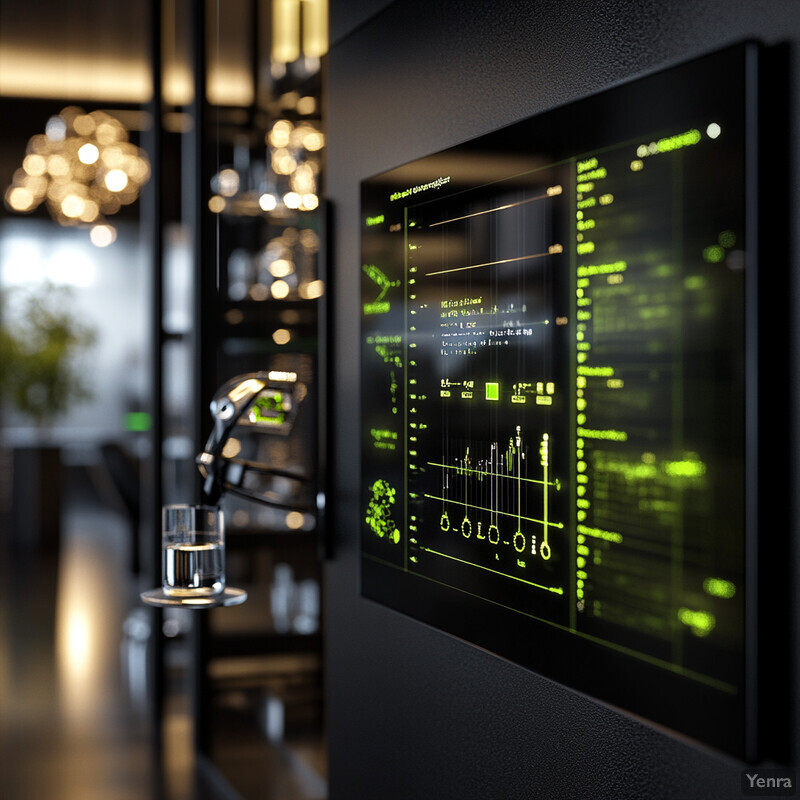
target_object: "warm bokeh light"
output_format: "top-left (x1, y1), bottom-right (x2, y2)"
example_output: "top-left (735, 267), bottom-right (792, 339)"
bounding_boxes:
top-left (89, 224), bottom-right (117, 247)
top-left (269, 258), bottom-right (293, 278)
top-left (283, 191), bottom-right (302, 209)
top-left (104, 168), bottom-right (128, 192)
top-left (301, 279), bottom-right (325, 299)
top-left (272, 328), bottom-right (292, 345)
top-left (302, 0), bottom-right (328, 58)
top-left (249, 283), bottom-right (269, 301)
top-left (303, 130), bottom-right (325, 151)
top-left (217, 168), bottom-right (240, 197)
top-left (259, 193), bottom-right (277, 211)
top-left (80, 199), bottom-right (100, 223)
top-left (22, 153), bottom-right (47, 176)
top-left (296, 96), bottom-right (317, 115)
top-left (61, 194), bottom-right (86, 218)
top-left (272, 148), bottom-right (297, 175)
top-left (273, 0), bottom-right (301, 63)
top-left (222, 437), bottom-right (243, 458)
top-left (6, 186), bottom-right (35, 212)
top-left (269, 120), bottom-right (293, 148)
top-left (78, 143), bottom-right (100, 164)
top-left (208, 195), bottom-right (226, 213)
top-left (4, 107), bottom-right (150, 235)
top-left (47, 154), bottom-right (70, 177)
top-left (285, 511), bottom-right (305, 530)
top-left (271, 279), bottom-right (290, 299)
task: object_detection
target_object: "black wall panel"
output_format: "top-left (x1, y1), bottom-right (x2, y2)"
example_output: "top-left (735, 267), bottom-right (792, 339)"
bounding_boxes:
top-left (325, 1), bottom-right (800, 797)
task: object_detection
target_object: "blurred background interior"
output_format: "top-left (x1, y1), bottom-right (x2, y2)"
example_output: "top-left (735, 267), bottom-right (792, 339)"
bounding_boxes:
top-left (0, 2), bottom-right (328, 798)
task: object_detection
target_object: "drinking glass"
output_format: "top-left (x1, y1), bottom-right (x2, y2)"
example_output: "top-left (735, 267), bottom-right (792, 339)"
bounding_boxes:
top-left (162, 504), bottom-right (225, 596)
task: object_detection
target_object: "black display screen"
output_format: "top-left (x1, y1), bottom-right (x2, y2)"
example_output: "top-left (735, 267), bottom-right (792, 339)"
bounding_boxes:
top-left (360, 43), bottom-right (759, 757)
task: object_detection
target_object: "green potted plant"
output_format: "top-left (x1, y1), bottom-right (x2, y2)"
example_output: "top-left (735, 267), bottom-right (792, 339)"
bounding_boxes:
top-left (0, 284), bottom-right (96, 550)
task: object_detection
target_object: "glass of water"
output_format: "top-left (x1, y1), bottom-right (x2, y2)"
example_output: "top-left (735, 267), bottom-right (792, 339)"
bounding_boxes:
top-left (162, 504), bottom-right (225, 596)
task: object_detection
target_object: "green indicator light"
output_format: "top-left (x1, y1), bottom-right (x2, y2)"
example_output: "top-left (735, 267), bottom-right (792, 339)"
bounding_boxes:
top-left (578, 168), bottom-right (607, 181)
top-left (702, 245), bottom-right (725, 264)
top-left (593, 455), bottom-right (678, 482)
top-left (577, 427), bottom-right (628, 442)
top-left (485, 382), bottom-right (500, 401)
top-left (367, 335), bottom-right (402, 344)
top-left (684, 276), bottom-right (706, 290)
top-left (125, 411), bottom-right (151, 432)
top-left (663, 457), bottom-right (706, 478)
top-left (656, 128), bottom-right (701, 153)
top-left (577, 157), bottom-right (598, 174)
top-left (703, 578), bottom-right (736, 599)
top-left (577, 261), bottom-right (626, 277)
top-left (718, 230), bottom-right (736, 248)
top-left (577, 366), bottom-right (614, 377)
top-left (371, 428), bottom-right (398, 451)
top-left (577, 524), bottom-right (623, 544)
top-left (678, 607), bottom-right (716, 637)
top-left (249, 392), bottom-right (287, 425)
top-left (576, 242), bottom-right (595, 255)
top-left (365, 214), bottom-right (385, 227)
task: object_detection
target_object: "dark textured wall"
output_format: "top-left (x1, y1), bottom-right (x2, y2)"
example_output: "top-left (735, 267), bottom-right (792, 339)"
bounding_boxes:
top-left (325, 2), bottom-right (800, 797)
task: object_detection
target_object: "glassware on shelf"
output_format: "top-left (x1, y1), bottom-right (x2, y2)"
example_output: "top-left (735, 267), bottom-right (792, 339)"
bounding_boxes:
top-left (140, 503), bottom-right (247, 608)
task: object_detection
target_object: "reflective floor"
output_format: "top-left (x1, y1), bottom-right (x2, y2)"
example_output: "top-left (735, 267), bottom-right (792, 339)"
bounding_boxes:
top-left (0, 462), bottom-right (170, 800)
top-left (0, 458), bottom-right (327, 800)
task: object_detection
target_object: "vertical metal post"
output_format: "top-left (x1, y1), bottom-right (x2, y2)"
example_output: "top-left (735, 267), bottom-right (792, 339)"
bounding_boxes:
top-left (187, 0), bottom-right (213, 758)
top-left (145, 0), bottom-right (165, 789)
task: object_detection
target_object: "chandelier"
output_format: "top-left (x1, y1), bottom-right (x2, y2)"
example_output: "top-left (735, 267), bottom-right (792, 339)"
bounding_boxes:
top-left (4, 106), bottom-right (150, 246)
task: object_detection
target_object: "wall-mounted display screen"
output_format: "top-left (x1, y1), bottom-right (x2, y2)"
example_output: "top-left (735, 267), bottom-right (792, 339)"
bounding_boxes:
top-left (360, 43), bottom-right (758, 757)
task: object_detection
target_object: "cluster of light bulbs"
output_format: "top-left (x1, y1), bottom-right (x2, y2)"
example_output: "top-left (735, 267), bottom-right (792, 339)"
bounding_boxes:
top-left (4, 106), bottom-right (150, 247)
top-left (227, 226), bottom-right (324, 309)
top-left (209, 118), bottom-right (324, 217)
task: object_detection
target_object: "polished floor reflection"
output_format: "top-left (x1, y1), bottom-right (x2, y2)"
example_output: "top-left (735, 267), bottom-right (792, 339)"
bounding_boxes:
top-left (0, 463), bottom-right (158, 800)
top-left (0, 459), bottom-right (327, 800)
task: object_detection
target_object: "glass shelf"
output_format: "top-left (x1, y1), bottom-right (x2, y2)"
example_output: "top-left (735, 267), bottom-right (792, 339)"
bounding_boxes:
top-left (140, 587), bottom-right (248, 608)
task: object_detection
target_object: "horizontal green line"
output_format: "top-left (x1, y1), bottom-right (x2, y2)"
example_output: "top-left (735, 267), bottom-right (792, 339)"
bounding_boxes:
top-left (419, 546), bottom-right (564, 594)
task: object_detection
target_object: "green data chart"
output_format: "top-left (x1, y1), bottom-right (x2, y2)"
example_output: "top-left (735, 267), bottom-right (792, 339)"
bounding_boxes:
top-left (360, 43), bottom-right (760, 758)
